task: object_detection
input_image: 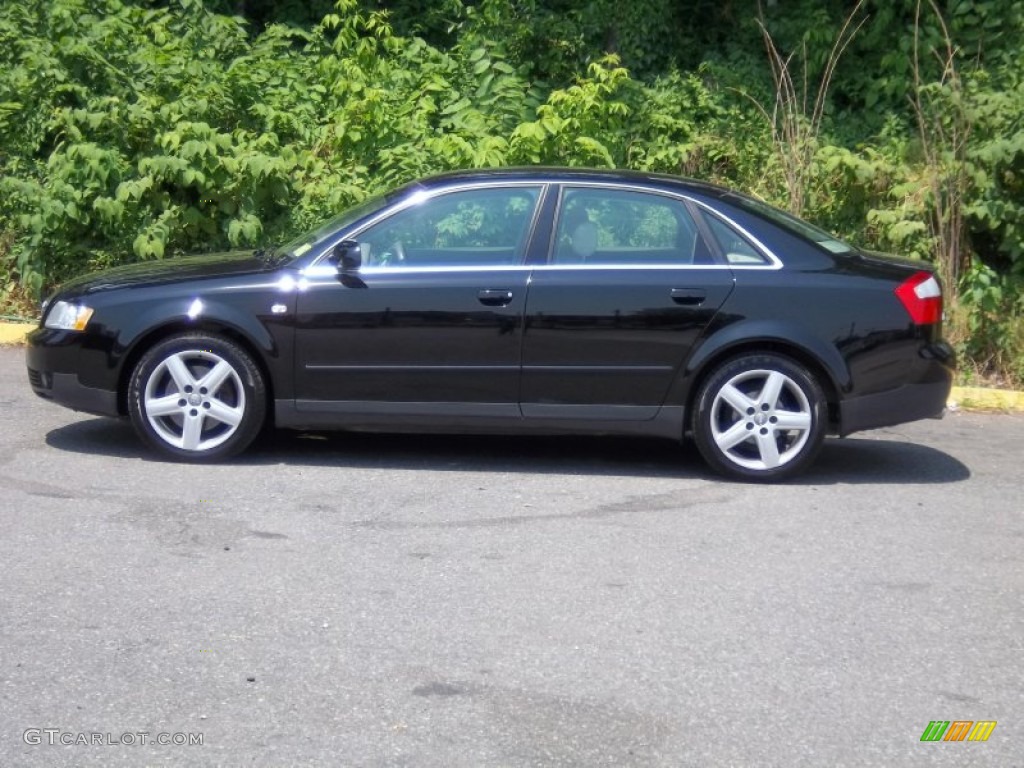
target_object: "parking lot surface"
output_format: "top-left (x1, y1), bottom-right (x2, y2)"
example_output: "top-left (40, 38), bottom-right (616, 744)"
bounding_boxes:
top-left (0, 346), bottom-right (1021, 766)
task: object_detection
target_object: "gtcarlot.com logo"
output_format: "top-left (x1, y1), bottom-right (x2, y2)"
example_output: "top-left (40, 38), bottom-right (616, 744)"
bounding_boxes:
top-left (23, 729), bottom-right (203, 747)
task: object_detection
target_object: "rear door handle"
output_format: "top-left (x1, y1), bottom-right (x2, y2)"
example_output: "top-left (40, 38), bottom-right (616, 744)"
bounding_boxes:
top-left (478, 289), bottom-right (514, 307)
top-left (670, 288), bottom-right (706, 306)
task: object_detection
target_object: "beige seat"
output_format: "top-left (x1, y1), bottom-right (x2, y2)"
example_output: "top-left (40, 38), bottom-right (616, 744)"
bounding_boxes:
top-left (570, 221), bottom-right (598, 261)
top-left (556, 203), bottom-right (598, 263)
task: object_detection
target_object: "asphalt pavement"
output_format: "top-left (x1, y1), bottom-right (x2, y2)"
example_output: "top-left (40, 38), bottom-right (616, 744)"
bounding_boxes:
top-left (0, 346), bottom-right (1021, 767)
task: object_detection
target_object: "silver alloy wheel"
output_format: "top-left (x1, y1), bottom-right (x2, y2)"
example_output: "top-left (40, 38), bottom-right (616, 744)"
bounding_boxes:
top-left (142, 349), bottom-right (246, 452)
top-left (709, 368), bottom-right (813, 471)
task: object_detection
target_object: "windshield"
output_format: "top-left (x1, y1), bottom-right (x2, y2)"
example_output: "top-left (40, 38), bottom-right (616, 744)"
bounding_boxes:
top-left (277, 195), bottom-right (387, 259)
top-left (726, 193), bottom-right (855, 254)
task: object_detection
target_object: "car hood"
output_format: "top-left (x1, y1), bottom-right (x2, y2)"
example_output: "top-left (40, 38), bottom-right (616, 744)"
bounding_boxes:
top-left (54, 251), bottom-right (280, 297)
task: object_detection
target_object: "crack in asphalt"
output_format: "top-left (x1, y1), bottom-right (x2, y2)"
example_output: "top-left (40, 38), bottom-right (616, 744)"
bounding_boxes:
top-left (350, 490), bottom-right (731, 530)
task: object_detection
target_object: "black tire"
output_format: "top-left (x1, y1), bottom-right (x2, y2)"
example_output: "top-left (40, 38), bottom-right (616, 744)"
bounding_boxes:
top-left (692, 353), bottom-right (826, 482)
top-left (128, 332), bottom-right (266, 462)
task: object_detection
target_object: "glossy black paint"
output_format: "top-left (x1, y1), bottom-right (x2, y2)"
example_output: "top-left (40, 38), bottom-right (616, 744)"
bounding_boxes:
top-left (521, 266), bottom-right (735, 413)
top-left (26, 168), bottom-right (954, 450)
top-left (294, 268), bottom-right (529, 403)
top-left (27, 257), bottom-right (300, 410)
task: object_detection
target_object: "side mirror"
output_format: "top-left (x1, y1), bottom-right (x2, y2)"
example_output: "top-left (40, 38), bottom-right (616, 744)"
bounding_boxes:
top-left (332, 240), bottom-right (362, 272)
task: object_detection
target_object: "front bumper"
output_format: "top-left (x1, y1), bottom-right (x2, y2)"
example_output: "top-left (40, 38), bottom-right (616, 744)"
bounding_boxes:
top-left (25, 329), bottom-right (120, 418)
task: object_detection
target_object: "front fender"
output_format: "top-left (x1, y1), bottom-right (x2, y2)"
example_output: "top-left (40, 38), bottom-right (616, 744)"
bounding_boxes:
top-left (116, 297), bottom-right (278, 359)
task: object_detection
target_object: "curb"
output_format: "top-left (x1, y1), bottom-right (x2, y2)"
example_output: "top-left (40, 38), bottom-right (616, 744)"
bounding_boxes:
top-left (1, 320), bottom-right (1022, 412)
top-left (949, 386), bottom-right (1024, 413)
top-left (0, 322), bottom-right (35, 346)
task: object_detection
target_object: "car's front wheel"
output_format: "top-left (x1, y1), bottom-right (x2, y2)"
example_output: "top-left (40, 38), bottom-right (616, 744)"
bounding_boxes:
top-left (128, 332), bottom-right (266, 461)
top-left (693, 353), bottom-right (826, 482)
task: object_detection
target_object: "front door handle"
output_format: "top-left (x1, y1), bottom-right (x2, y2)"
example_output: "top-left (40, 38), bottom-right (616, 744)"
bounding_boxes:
top-left (478, 289), bottom-right (514, 307)
top-left (670, 288), bottom-right (706, 306)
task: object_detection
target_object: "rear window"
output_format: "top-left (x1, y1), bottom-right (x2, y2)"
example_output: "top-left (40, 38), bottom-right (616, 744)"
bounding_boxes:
top-left (702, 213), bottom-right (771, 265)
top-left (725, 193), bottom-right (854, 255)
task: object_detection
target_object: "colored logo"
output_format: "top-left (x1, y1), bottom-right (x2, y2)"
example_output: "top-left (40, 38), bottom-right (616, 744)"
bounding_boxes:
top-left (920, 721), bottom-right (997, 742)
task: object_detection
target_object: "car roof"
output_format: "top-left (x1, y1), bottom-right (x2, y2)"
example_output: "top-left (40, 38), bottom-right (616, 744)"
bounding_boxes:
top-left (413, 167), bottom-right (733, 199)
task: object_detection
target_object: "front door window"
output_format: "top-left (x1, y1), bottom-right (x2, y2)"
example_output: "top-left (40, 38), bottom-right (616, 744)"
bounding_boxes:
top-left (357, 186), bottom-right (541, 268)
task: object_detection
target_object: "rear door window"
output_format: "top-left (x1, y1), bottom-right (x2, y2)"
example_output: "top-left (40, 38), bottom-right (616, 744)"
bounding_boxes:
top-left (551, 187), bottom-right (713, 265)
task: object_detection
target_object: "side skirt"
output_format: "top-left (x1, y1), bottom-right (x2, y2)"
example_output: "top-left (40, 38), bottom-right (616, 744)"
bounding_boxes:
top-left (275, 400), bottom-right (685, 441)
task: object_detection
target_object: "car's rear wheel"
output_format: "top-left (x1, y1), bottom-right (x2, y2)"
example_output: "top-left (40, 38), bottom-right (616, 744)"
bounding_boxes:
top-left (693, 353), bottom-right (826, 482)
top-left (128, 333), bottom-right (265, 461)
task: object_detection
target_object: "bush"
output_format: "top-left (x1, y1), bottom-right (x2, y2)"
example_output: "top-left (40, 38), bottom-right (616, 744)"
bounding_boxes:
top-left (1, 0), bottom-right (1021, 384)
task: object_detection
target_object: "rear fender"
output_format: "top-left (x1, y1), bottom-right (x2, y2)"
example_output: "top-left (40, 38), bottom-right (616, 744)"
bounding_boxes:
top-left (668, 319), bottom-right (851, 409)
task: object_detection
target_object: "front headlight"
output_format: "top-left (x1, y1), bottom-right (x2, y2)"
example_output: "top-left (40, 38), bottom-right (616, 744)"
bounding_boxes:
top-left (44, 301), bottom-right (95, 331)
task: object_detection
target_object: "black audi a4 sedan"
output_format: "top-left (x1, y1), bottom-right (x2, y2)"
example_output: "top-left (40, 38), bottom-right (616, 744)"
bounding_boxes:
top-left (26, 168), bottom-right (954, 481)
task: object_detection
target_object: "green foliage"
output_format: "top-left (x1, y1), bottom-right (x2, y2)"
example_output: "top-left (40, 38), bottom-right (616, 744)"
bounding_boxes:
top-left (0, 0), bottom-right (1021, 382)
top-left (956, 261), bottom-right (1024, 385)
top-left (963, 68), bottom-right (1024, 275)
top-left (0, 0), bottom-right (307, 288)
top-left (509, 56), bottom-right (632, 167)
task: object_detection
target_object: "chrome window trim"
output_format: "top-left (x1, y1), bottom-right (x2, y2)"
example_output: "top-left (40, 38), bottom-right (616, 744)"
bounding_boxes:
top-left (302, 264), bottom-right (533, 277)
top-left (302, 263), bottom-right (759, 278)
top-left (689, 199), bottom-right (783, 270)
top-left (547, 181), bottom-right (783, 270)
top-left (531, 263), bottom-right (755, 271)
top-left (304, 177), bottom-right (785, 273)
top-left (310, 180), bottom-right (548, 268)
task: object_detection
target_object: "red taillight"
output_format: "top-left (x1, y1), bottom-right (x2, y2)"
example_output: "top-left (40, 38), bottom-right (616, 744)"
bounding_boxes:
top-left (895, 271), bottom-right (943, 325)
